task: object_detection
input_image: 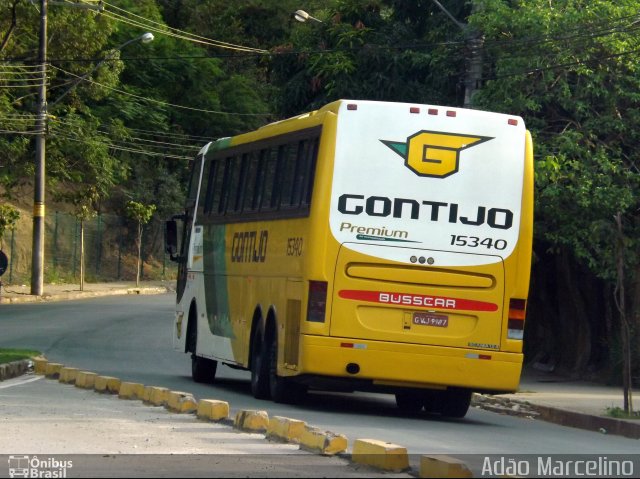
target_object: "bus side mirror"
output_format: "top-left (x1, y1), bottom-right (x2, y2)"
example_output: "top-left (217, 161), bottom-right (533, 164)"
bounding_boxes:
top-left (165, 219), bottom-right (180, 262)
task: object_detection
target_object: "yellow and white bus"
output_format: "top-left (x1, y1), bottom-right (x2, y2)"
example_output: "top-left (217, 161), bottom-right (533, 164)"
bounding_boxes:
top-left (166, 99), bottom-right (533, 417)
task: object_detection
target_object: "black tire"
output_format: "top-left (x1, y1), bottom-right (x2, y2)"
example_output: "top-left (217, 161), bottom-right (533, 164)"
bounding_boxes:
top-left (395, 391), bottom-right (425, 414)
top-left (250, 322), bottom-right (270, 399)
top-left (191, 354), bottom-right (217, 384)
top-left (266, 332), bottom-right (307, 404)
top-left (440, 388), bottom-right (472, 418)
top-left (187, 310), bottom-right (217, 384)
top-left (422, 390), bottom-right (445, 414)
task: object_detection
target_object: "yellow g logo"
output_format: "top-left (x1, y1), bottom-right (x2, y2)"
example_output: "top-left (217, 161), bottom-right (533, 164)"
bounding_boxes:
top-left (381, 131), bottom-right (493, 178)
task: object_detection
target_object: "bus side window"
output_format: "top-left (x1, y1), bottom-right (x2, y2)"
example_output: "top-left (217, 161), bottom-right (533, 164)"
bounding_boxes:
top-left (210, 158), bottom-right (226, 216)
top-left (260, 147), bottom-right (278, 211)
top-left (290, 140), bottom-right (309, 208)
top-left (186, 155), bottom-right (203, 208)
top-left (204, 160), bottom-right (219, 215)
top-left (197, 159), bottom-right (212, 217)
top-left (303, 138), bottom-right (320, 206)
top-left (231, 153), bottom-right (250, 214)
top-left (223, 155), bottom-right (242, 215)
top-left (243, 151), bottom-right (260, 213)
top-left (217, 157), bottom-right (234, 215)
top-left (253, 149), bottom-right (268, 211)
top-left (279, 143), bottom-right (298, 209)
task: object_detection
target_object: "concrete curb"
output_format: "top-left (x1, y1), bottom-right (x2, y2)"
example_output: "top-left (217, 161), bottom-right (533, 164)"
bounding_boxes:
top-left (473, 394), bottom-right (640, 439)
top-left (351, 438), bottom-right (410, 473)
top-left (0, 285), bottom-right (172, 304)
top-left (298, 426), bottom-right (348, 456)
top-left (266, 416), bottom-right (307, 443)
top-left (31, 358), bottom-right (423, 474)
top-left (420, 455), bottom-right (473, 478)
top-left (234, 409), bottom-right (269, 433)
top-left (0, 359), bottom-right (31, 381)
top-left (534, 404), bottom-right (640, 439)
top-left (12, 356), bottom-right (640, 475)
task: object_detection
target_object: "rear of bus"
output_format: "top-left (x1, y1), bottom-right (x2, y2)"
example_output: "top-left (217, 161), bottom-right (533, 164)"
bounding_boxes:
top-left (300, 100), bottom-right (533, 416)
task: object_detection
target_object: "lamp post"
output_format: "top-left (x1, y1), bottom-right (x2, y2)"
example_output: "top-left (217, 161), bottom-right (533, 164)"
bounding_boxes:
top-left (30, 26), bottom-right (154, 295)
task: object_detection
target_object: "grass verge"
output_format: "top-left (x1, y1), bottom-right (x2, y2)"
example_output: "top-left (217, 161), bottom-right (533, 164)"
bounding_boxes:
top-left (0, 348), bottom-right (41, 365)
top-left (606, 406), bottom-right (640, 420)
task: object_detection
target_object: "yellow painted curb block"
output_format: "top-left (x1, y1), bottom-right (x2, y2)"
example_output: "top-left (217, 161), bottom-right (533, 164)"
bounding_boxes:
top-left (299, 426), bottom-right (348, 456)
top-left (420, 455), bottom-right (472, 478)
top-left (94, 376), bottom-right (121, 394)
top-left (118, 382), bottom-right (145, 400)
top-left (44, 362), bottom-right (63, 379)
top-left (197, 399), bottom-right (230, 421)
top-left (33, 357), bottom-right (48, 375)
top-left (166, 391), bottom-right (198, 413)
top-left (234, 410), bottom-right (269, 433)
top-left (266, 416), bottom-right (307, 443)
top-left (352, 438), bottom-right (410, 472)
top-left (75, 371), bottom-right (97, 389)
top-left (143, 386), bottom-right (170, 406)
top-left (58, 367), bottom-right (79, 384)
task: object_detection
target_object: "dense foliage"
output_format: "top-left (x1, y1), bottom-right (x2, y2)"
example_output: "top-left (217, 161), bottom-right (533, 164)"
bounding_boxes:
top-left (1, 0), bottom-right (639, 383)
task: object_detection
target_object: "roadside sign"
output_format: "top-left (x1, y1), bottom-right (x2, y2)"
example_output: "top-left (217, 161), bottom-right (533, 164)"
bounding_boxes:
top-left (0, 250), bottom-right (7, 276)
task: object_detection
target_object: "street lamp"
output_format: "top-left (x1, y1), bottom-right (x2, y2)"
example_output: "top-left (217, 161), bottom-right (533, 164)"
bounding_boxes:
top-left (49, 32), bottom-right (154, 108)
top-left (293, 9), bottom-right (322, 24)
top-left (30, 29), bottom-right (154, 295)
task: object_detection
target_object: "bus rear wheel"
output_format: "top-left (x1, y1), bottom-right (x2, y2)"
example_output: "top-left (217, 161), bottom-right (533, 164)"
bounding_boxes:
top-left (268, 334), bottom-right (307, 404)
top-left (395, 391), bottom-right (425, 414)
top-left (250, 323), bottom-right (270, 400)
top-left (439, 388), bottom-right (472, 418)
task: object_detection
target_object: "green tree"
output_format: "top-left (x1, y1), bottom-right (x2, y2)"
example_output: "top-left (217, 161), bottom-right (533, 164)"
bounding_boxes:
top-left (68, 188), bottom-right (99, 291)
top-left (471, 0), bottom-right (639, 412)
top-left (0, 204), bottom-right (20, 250)
top-left (125, 200), bottom-right (156, 287)
top-left (269, 0), bottom-right (469, 116)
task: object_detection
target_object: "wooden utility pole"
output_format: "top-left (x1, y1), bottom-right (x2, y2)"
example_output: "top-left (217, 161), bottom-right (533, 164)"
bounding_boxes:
top-left (31, 0), bottom-right (47, 295)
top-left (430, 0), bottom-right (483, 108)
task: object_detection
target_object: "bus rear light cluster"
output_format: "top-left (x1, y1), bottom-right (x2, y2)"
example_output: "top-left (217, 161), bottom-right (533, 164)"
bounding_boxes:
top-left (307, 280), bottom-right (328, 322)
top-left (507, 298), bottom-right (526, 340)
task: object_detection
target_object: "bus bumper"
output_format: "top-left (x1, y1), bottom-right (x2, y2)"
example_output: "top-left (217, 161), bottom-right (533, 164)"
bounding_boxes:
top-left (299, 335), bottom-right (523, 393)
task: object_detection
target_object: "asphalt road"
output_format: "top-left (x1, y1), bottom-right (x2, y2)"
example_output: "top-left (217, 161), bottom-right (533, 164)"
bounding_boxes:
top-left (0, 375), bottom-right (407, 478)
top-left (1, 294), bottom-right (638, 467)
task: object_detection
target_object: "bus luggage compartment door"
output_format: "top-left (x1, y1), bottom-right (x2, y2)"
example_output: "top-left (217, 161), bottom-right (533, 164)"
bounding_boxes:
top-left (330, 243), bottom-right (505, 350)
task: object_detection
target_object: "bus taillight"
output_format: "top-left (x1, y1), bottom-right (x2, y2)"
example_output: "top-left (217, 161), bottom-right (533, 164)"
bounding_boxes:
top-left (507, 298), bottom-right (526, 340)
top-left (307, 281), bottom-right (328, 323)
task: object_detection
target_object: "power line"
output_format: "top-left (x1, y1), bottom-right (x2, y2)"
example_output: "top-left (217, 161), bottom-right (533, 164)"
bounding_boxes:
top-left (49, 118), bottom-right (201, 152)
top-left (99, 9), bottom-right (268, 54)
top-left (102, 1), bottom-right (268, 54)
top-left (49, 131), bottom-right (192, 160)
top-left (49, 64), bottom-right (271, 116)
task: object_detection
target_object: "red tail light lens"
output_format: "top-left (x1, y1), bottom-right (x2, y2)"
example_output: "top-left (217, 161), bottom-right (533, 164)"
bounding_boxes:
top-left (508, 298), bottom-right (526, 339)
top-left (307, 281), bottom-right (328, 323)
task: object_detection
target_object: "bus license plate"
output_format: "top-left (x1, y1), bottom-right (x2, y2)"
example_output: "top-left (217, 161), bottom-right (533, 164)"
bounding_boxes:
top-left (413, 312), bottom-right (448, 328)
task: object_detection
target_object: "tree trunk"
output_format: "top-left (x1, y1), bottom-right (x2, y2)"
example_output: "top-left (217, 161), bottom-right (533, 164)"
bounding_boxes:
top-left (556, 251), bottom-right (592, 374)
top-left (136, 222), bottom-right (142, 287)
top-left (80, 219), bottom-right (85, 291)
top-left (615, 213), bottom-right (633, 414)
